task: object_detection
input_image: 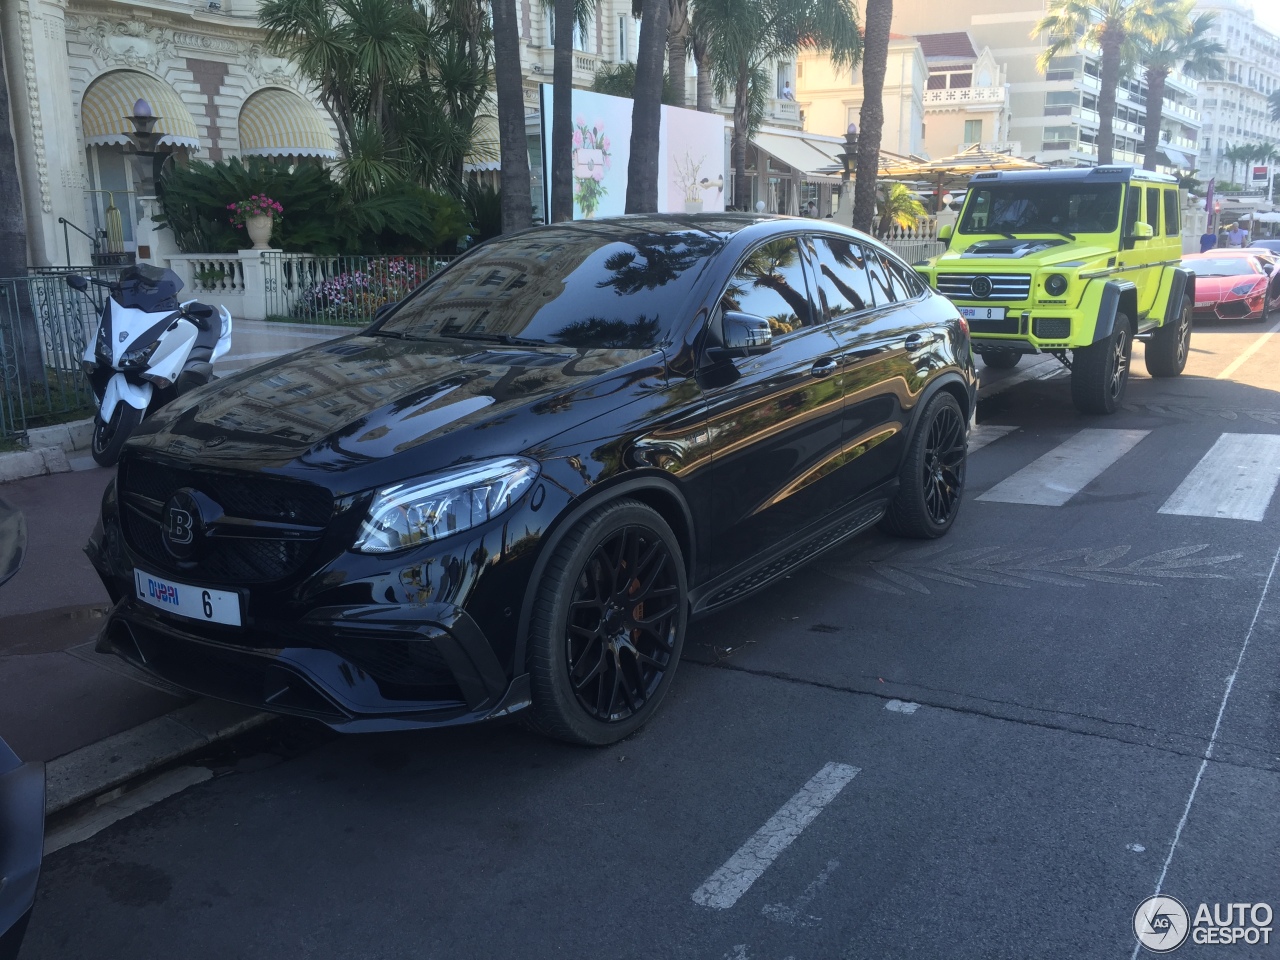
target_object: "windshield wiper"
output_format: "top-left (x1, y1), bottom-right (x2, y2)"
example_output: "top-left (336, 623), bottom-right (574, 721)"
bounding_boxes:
top-left (430, 331), bottom-right (542, 346)
top-left (1048, 230), bottom-right (1076, 241)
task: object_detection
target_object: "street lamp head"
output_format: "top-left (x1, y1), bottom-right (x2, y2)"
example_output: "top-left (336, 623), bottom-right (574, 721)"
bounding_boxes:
top-left (847, 122), bottom-right (858, 137)
top-left (132, 98), bottom-right (153, 118)
top-left (126, 98), bottom-right (160, 139)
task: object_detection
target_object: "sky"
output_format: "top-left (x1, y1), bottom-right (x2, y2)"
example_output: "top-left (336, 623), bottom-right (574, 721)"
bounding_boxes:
top-left (1252, 0), bottom-right (1280, 34)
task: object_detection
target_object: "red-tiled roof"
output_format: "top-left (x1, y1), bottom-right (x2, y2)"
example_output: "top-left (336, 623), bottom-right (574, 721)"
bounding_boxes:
top-left (915, 31), bottom-right (977, 61)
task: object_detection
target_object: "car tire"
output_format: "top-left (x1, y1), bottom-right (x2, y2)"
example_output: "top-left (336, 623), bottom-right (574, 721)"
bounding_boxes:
top-left (525, 499), bottom-right (688, 746)
top-left (1071, 313), bottom-right (1133, 415)
top-left (91, 402), bottom-right (143, 467)
top-left (878, 391), bottom-right (967, 539)
top-left (979, 349), bottom-right (1021, 370)
top-left (1144, 296), bottom-right (1192, 378)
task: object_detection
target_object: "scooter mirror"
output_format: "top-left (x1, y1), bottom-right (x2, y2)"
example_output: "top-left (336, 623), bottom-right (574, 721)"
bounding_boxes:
top-left (66, 275), bottom-right (88, 291)
top-left (185, 303), bottom-right (215, 320)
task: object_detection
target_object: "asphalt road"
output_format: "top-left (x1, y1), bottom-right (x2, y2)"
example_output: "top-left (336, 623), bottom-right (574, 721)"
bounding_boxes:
top-left (18, 319), bottom-right (1280, 960)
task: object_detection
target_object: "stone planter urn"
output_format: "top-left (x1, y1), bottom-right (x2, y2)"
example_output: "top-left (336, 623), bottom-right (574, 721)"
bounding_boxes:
top-left (684, 198), bottom-right (704, 214)
top-left (245, 214), bottom-right (274, 250)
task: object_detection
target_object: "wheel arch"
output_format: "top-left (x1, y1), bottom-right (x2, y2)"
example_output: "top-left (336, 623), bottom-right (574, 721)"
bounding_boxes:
top-left (898, 372), bottom-right (972, 473)
top-left (1091, 279), bottom-right (1139, 343)
top-left (1163, 268), bottom-right (1195, 323)
top-left (512, 473), bottom-right (696, 674)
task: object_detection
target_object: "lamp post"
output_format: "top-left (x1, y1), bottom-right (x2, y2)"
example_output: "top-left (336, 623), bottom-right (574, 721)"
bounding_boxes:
top-left (122, 98), bottom-right (178, 263)
top-left (836, 122), bottom-right (858, 227)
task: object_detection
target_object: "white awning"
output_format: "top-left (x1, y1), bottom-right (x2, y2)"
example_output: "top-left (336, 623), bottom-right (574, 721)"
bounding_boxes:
top-left (1158, 144), bottom-right (1194, 169)
top-left (81, 71), bottom-right (201, 149)
top-left (238, 88), bottom-right (337, 159)
top-left (752, 132), bottom-right (844, 183)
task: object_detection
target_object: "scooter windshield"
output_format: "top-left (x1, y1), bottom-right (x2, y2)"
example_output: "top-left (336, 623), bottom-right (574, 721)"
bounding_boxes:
top-left (114, 264), bottom-right (183, 311)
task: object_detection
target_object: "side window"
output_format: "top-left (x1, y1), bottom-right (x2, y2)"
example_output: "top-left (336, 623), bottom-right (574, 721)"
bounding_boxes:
top-left (1145, 186), bottom-right (1161, 233)
top-left (1163, 189), bottom-right (1180, 236)
top-left (806, 236), bottom-right (875, 319)
top-left (1123, 185), bottom-right (1141, 236)
top-left (881, 252), bottom-right (925, 300)
top-left (863, 245), bottom-right (896, 304)
top-left (720, 238), bottom-right (813, 335)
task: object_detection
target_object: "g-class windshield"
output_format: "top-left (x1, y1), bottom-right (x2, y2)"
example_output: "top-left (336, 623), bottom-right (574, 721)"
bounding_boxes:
top-left (959, 183), bottom-right (1124, 236)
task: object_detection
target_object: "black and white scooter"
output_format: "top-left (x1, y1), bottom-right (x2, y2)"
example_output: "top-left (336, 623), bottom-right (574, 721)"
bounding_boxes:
top-left (70, 264), bottom-right (232, 467)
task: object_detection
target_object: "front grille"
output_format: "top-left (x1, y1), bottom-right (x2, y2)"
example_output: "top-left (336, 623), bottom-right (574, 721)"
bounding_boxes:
top-left (120, 456), bottom-right (333, 583)
top-left (935, 273), bottom-right (1032, 301)
top-left (1216, 300), bottom-right (1251, 319)
top-left (1033, 317), bottom-right (1071, 339)
top-left (969, 316), bottom-right (1021, 334)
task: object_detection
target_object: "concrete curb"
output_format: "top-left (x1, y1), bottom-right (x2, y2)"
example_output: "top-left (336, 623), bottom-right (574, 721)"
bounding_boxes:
top-left (0, 417), bottom-right (94, 484)
top-left (44, 699), bottom-right (271, 815)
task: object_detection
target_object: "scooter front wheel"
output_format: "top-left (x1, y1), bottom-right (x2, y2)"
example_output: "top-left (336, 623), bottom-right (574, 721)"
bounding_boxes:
top-left (91, 403), bottom-right (143, 467)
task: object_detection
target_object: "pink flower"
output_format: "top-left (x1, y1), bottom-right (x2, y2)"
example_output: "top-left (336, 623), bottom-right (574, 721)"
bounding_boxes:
top-left (602, 136), bottom-right (610, 151)
top-left (575, 114), bottom-right (586, 127)
top-left (572, 130), bottom-right (583, 148)
top-left (592, 168), bottom-right (604, 182)
top-left (594, 120), bottom-right (603, 133)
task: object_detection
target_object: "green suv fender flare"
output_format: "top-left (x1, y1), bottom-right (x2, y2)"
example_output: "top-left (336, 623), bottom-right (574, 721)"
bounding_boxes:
top-left (1159, 268), bottom-right (1196, 325)
top-left (1083, 280), bottom-right (1139, 344)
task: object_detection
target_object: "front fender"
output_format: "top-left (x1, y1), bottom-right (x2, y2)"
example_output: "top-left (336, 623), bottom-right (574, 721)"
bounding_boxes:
top-left (1080, 279), bottom-right (1139, 343)
top-left (99, 373), bottom-right (153, 424)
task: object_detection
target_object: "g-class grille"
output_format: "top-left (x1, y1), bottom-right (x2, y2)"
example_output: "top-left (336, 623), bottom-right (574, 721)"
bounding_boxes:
top-left (935, 273), bottom-right (1032, 301)
top-left (119, 456), bottom-right (333, 583)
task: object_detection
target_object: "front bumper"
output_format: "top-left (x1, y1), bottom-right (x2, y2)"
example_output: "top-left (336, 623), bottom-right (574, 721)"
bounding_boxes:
top-left (1192, 298), bottom-right (1263, 322)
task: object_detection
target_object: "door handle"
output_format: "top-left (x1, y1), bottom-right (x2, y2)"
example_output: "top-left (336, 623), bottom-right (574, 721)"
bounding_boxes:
top-left (905, 333), bottom-right (935, 350)
top-left (810, 358), bottom-right (838, 378)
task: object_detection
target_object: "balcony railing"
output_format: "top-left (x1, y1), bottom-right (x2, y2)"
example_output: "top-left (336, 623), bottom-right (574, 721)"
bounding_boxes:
top-left (768, 98), bottom-right (801, 124)
top-left (923, 86), bottom-right (1005, 107)
top-left (959, 140), bottom-right (1023, 154)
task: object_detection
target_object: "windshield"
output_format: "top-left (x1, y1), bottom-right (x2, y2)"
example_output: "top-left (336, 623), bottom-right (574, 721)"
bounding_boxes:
top-left (114, 264), bottom-right (182, 311)
top-left (1184, 257), bottom-right (1262, 277)
top-left (959, 183), bottom-right (1123, 236)
top-left (376, 226), bottom-right (725, 349)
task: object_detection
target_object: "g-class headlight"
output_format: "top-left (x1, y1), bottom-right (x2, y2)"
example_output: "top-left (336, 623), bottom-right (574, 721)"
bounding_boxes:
top-left (1044, 274), bottom-right (1068, 297)
top-left (353, 456), bottom-right (539, 554)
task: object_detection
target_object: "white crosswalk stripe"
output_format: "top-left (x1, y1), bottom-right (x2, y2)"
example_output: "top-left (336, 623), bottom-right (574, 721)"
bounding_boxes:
top-left (976, 429), bottom-right (1151, 506)
top-left (967, 424), bottom-right (1018, 454)
top-left (1158, 433), bottom-right (1280, 521)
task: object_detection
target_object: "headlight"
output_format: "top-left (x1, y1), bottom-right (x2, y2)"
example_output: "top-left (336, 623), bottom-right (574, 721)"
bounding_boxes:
top-left (1044, 274), bottom-right (1068, 296)
top-left (1232, 279), bottom-right (1264, 296)
top-left (95, 323), bottom-right (111, 360)
top-left (353, 456), bottom-right (539, 554)
top-left (120, 339), bottom-right (160, 369)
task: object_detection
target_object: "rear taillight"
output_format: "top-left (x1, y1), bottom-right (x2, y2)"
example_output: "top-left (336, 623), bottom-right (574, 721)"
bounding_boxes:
top-left (957, 317), bottom-right (969, 335)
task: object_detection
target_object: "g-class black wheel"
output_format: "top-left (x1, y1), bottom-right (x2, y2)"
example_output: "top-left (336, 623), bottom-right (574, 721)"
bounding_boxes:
top-left (879, 391), bottom-right (967, 539)
top-left (980, 349), bottom-right (1021, 370)
top-left (1145, 296), bottom-right (1192, 378)
top-left (526, 499), bottom-right (687, 746)
top-left (1071, 313), bottom-right (1133, 415)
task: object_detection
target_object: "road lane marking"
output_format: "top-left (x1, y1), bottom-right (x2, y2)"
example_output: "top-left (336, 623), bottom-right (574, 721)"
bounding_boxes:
top-left (1158, 433), bottom-right (1280, 521)
top-left (976, 429), bottom-right (1150, 506)
top-left (691, 762), bottom-right (860, 910)
top-left (761, 858), bottom-right (840, 926)
top-left (968, 424), bottom-right (1018, 454)
top-left (1216, 314), bottom-right (1280, 380)
top-left (1129, 535), bottom-right (1280, 960)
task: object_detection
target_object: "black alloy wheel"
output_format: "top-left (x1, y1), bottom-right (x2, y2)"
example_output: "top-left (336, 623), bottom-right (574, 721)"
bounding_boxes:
top-left (1071, 313), bottom-right (1133, 414)
top-left (1144, 297), bottom-right (1192, 377)
top-left (526, 500), bottom-right (688, 745)
top-left (91, 402), bottom-right (143, 467)
top-left (879, 391), bottom-right (968, 539)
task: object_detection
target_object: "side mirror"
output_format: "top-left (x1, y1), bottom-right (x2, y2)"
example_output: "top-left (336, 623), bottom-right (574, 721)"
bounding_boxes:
top-left (66, 275), bottom-right (88, 291)
top-left (185, 303), bottom-right (215, 320)
top-left (1129, 221), bottom-right (1154, 241)
top-left (373, 300), bottom-right (399, 322)
top-left (1263, 262), bottom-right (1275, 275)
top-left (937, 224), bottom-right (954, 247)
top-left (721, 311), bottom-right (773, 355)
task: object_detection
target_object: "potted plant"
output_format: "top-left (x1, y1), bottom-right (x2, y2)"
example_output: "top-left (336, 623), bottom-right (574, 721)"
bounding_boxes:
top-left (228, 195), bottom-right (283, 250)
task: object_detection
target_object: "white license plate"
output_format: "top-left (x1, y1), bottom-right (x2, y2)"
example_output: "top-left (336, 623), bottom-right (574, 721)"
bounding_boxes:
top-left (134, 569), bottom-right (242, 627)
top-left (958, 306), bottom-right (1007, 320)
top-left (1195, 301), bottom-right (1213, 308)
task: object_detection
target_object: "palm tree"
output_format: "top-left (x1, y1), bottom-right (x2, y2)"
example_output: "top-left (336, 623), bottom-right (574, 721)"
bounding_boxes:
top-left (874, 183), bottom-right (927, 237)
top-left (550, 0), bottom-right (576, 221)
top-left (667, 0), bottom-right (691, 108)
top-left (591, 62), bottom-right (677, 103)
top-left (1271, 89), bottom-right (1280, 123)
top-left (698, 0), bottom-right (861, 209)
top-left (1224, 144), bottom-right (1250, 186)
top-left (627, 0), bottom-right (672, 212)
top-left (1138, 2), bottom-right (1223, 171)
top-left (1034, 0), bottom-right (1181, 165)
top-left (851, 0), bottom-right (890, 233)
top-left (0, 43), bottom-right (44, 387)
top-left (691, 17), bottom-right (715, 112)
top-left (492, 0), bottom-right (532, 232)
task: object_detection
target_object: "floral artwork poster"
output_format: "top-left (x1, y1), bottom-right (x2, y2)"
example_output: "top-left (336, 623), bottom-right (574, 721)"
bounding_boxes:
top-left (539, 85), bottom-right (725, 221)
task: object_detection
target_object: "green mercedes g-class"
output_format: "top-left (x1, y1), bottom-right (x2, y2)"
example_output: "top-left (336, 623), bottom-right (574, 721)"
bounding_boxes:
top-left (916, 166), bottom-right (1194, 414)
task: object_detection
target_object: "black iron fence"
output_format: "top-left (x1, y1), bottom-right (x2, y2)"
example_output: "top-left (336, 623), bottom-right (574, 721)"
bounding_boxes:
top-left (0, 271), bottom-right (102, 442)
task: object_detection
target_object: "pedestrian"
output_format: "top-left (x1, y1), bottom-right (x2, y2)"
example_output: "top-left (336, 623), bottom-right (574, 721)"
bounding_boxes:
top-left (1227, 222), bottom-right (1248, 247)
top-left (1216, 227), bottom-right (1229, 248)
top-left (781, 81), bottom-right (795, 101)
top-left (1199, 227), bottom-right (1217, 253)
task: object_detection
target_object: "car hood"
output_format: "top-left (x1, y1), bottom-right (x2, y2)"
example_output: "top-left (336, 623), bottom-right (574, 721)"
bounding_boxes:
top-left (939, 238), bottom-right (1115, 267)
top-left (1192, 274), bottom-right (1261, 299)
top-left (128, 335), bottom-right (664, 489)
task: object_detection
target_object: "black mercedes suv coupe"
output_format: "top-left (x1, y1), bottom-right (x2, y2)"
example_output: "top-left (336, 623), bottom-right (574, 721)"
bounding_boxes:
top-left (88, 215), bottom-right (976, 745)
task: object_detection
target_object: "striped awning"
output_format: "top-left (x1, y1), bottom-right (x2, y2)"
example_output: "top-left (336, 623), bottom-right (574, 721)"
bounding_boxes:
top-left (81, 71), bottom-right (201, 149)
top-left (238, 88), bottom-right (337, 159)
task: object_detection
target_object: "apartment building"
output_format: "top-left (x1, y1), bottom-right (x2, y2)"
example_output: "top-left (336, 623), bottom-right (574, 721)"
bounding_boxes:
top-left (1193, 0), bottom-right (1280, 187)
